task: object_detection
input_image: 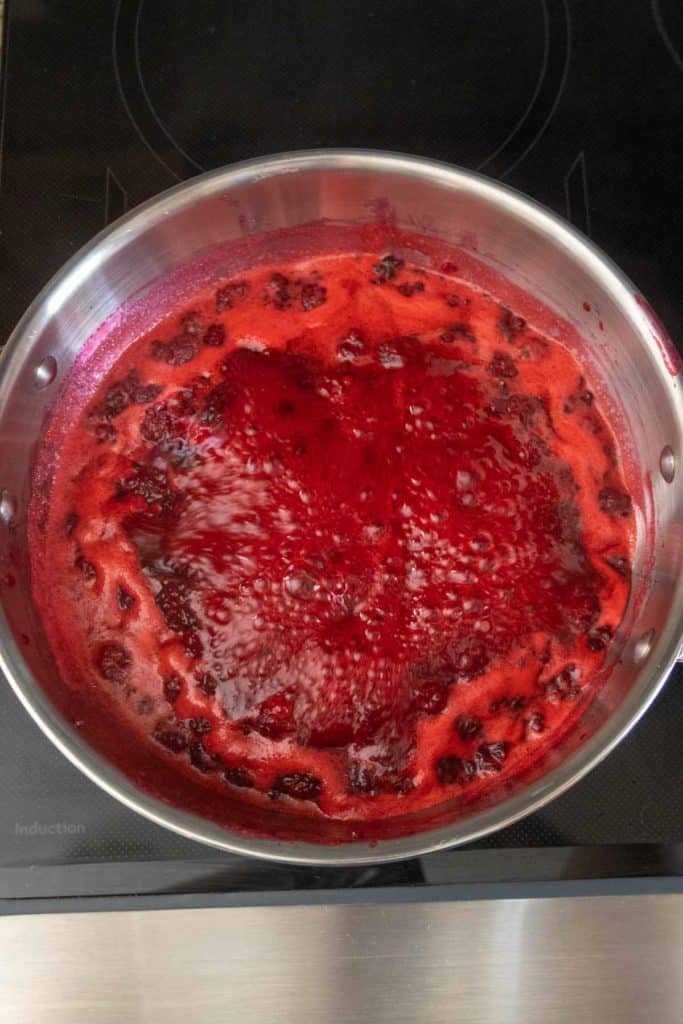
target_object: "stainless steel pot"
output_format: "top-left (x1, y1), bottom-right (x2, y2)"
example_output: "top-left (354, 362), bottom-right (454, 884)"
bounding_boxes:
top-left (1, 150), bottom-right (681, 864)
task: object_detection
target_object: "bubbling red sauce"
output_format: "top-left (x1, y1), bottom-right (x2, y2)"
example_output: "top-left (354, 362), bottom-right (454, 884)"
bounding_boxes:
top-left (30, 248), bottom-right (634, 827)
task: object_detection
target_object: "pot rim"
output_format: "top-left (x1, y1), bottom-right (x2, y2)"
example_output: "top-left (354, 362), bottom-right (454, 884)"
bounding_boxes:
top-left (1, 148), bottom-right (681, 865)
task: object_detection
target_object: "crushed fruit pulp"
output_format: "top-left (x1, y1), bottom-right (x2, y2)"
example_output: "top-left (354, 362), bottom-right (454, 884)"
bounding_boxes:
top-left (29, 246), bottom-right (634, 825)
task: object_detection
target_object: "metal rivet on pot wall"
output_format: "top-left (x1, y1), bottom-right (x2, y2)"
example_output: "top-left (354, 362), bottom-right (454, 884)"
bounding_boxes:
top-left (33, 355), bottom-right (57, 388)
top-left (633, 628), bottom-right (655, 664)
top-left (0, 490), bottom-right (16, 525)
top-left (659, 445), bottom-right (675, 483)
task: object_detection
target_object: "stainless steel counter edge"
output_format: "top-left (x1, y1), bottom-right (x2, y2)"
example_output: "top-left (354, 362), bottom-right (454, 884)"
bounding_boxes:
top-left (1, 893), bottom-right (682, 1023)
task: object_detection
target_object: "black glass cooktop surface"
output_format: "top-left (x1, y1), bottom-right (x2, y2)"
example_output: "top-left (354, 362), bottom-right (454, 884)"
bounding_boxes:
top-left (0, 0), bottom-right (681, 909)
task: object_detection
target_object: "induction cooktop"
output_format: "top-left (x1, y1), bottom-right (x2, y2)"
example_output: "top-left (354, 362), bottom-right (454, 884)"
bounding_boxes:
top-left (0, 0), bottom-right (681, 913)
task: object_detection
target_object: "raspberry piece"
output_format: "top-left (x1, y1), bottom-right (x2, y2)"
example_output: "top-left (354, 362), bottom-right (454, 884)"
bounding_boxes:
top-left (140, 403), bottom-right (180, 444)
top-left (454, 715), bottom-right (483, 741)
top-left (215, 279), bottom-right (249, 311)
top-left (487, 351), bottom-right (518, 379)
top-left (185, 716), bottom-right (212, 734)
top-left (150, 336), bottom-right (197, 366)
top-left (264, 272), bottom-right (292, 309)
top-left (526, 712), bottom-right (545, 735)
top-left (598, 487), bottom-right (632, 517)
top-left (396, 281), bottom-right (425, 297)
top-left (117, 587), bottom-right (134, 610)
top-left (189, 740), bottom-right (220, 772)
top-left (587, 625), bottom-right (613, 651)
top-left (543, 664), bottom-right (582, 702)
top-left (247, 691), bottom-right (295, 739)
top-left (435, 755), bottom-right (474, 785)
top-left (95, 369), bottom-right (161, 419)
top-left (96, 643), bottom-right (132, 684)
top-left (95, 422), bottom-right (117, 444)
top-left (300, 282), bottom-right (327, 311)
top-left (155, 578), bottom-right (198, 635)
top-left (196, 673), bottom-right (217, 696)
top-left (270, 772), bottom-right (322, 800)
top-left (153, 718), bottom-right (188, 753)
top-left (75, 555), bottom-right (97, 580)
top-left (474, 742), bottom-right (508, 774)
top-left (498, 307), bottom-right (526, 339)
top-left (224, 766), bottom-right (254, 788)
top-left (372, 253), bottom-right (404, 283)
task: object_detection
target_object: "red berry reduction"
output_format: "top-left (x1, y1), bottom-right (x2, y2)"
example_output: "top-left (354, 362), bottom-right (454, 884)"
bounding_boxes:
top-left (30, 247), bottom-right (634, 831)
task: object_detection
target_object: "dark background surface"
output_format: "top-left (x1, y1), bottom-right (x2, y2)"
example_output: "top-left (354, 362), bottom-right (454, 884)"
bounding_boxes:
top-left (0, 0), bottom-right (681, 905)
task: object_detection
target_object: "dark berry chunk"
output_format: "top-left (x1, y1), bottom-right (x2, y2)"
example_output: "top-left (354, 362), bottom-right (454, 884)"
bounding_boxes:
top-left (65, 512), bottom-right (79, 536)
top-left (372, 253), bottom-right (404, 283)
top-left (215, 279), bottom-right (249, 311)
top-left (347, 762), bottom-right (379, 795)
top-left (440, 261), bottom-right (459, 274)
top-left (543, 664), bottom-right (582, 702)
top-left (393, 775), bottom-right (415, 795)
top-left (337, 330), bottom-right (366, 362)
top-left (435, 755), bottom-right (474, 785)
top-left (75, 554), bottom-right (97, 580)
top-left (185, 716), bottom-right (212, 734)
top-left (155, 578), bottom-right (198, 634)
top-left (475, 741), bottom-right (508, 774)
top-left (396, 281), bottom-right (425, 297)
top-left (134, 382), bottom-right (163, 404)
top-left (163, 674), bottom-right (182, 703)
top-left (598, 487), bottom-right (632, 517)
top-left (487, 351), bottom-right (518, 379)
top-left (197, 672), bottom-right (218, 695)
top-left (136, 696), bottom-right (154, 716)
top-left (179, 310), bottom-right (203, 337)
top-left (117, 586), bottom-right (134, 610)
top-left (411, 680), bottom-right (449, 715)
top-left (99, 382), bottom-right (129, 420)
top-left (118, 463), bottom-right (177, 510)
top-left (248, 690), bottom-right (295, 739)
top-left (188, 740), bottom-right (220, 772)
top-left (264, 272), bottom-right (292, 309)
top-left (95, 369), bottom-right (161, 419)
top-left (203, 323), bottom-right (226, 347)
top-left (224, 766), bottom-right (254, 788)
top-left (587, 625), bottom-right (613, 651)
top-left (445, 293), bottom-right (465, 307)
top-left (455, 715), bottom-right (483, 741)
top-left (440, 323), bottom-right (476, 344)
top-left (489, 392), bottom-right (542, 429)
top-left (498, 306), bottom-right (526, 339)
top-left (183, 630), bottom-right (203, 660)
top-left (150, 336), bottom-right (197, 366)
top-left (526, 712), bottom-right (545, 735)
top-left (300, 282), bottom-right (327, 311)
top-left (270, 772), bottom-right (322, 801)
top-left (95, 422), bottom-right (117, 444)
top-left (153, 718), bottom-right (188, 753)
top-left (140, 403), bottom-right (180, 443)
top-left (605, 555), bottom-right (630, 577)
top-left (96, 643), bottom-right (132, 684)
